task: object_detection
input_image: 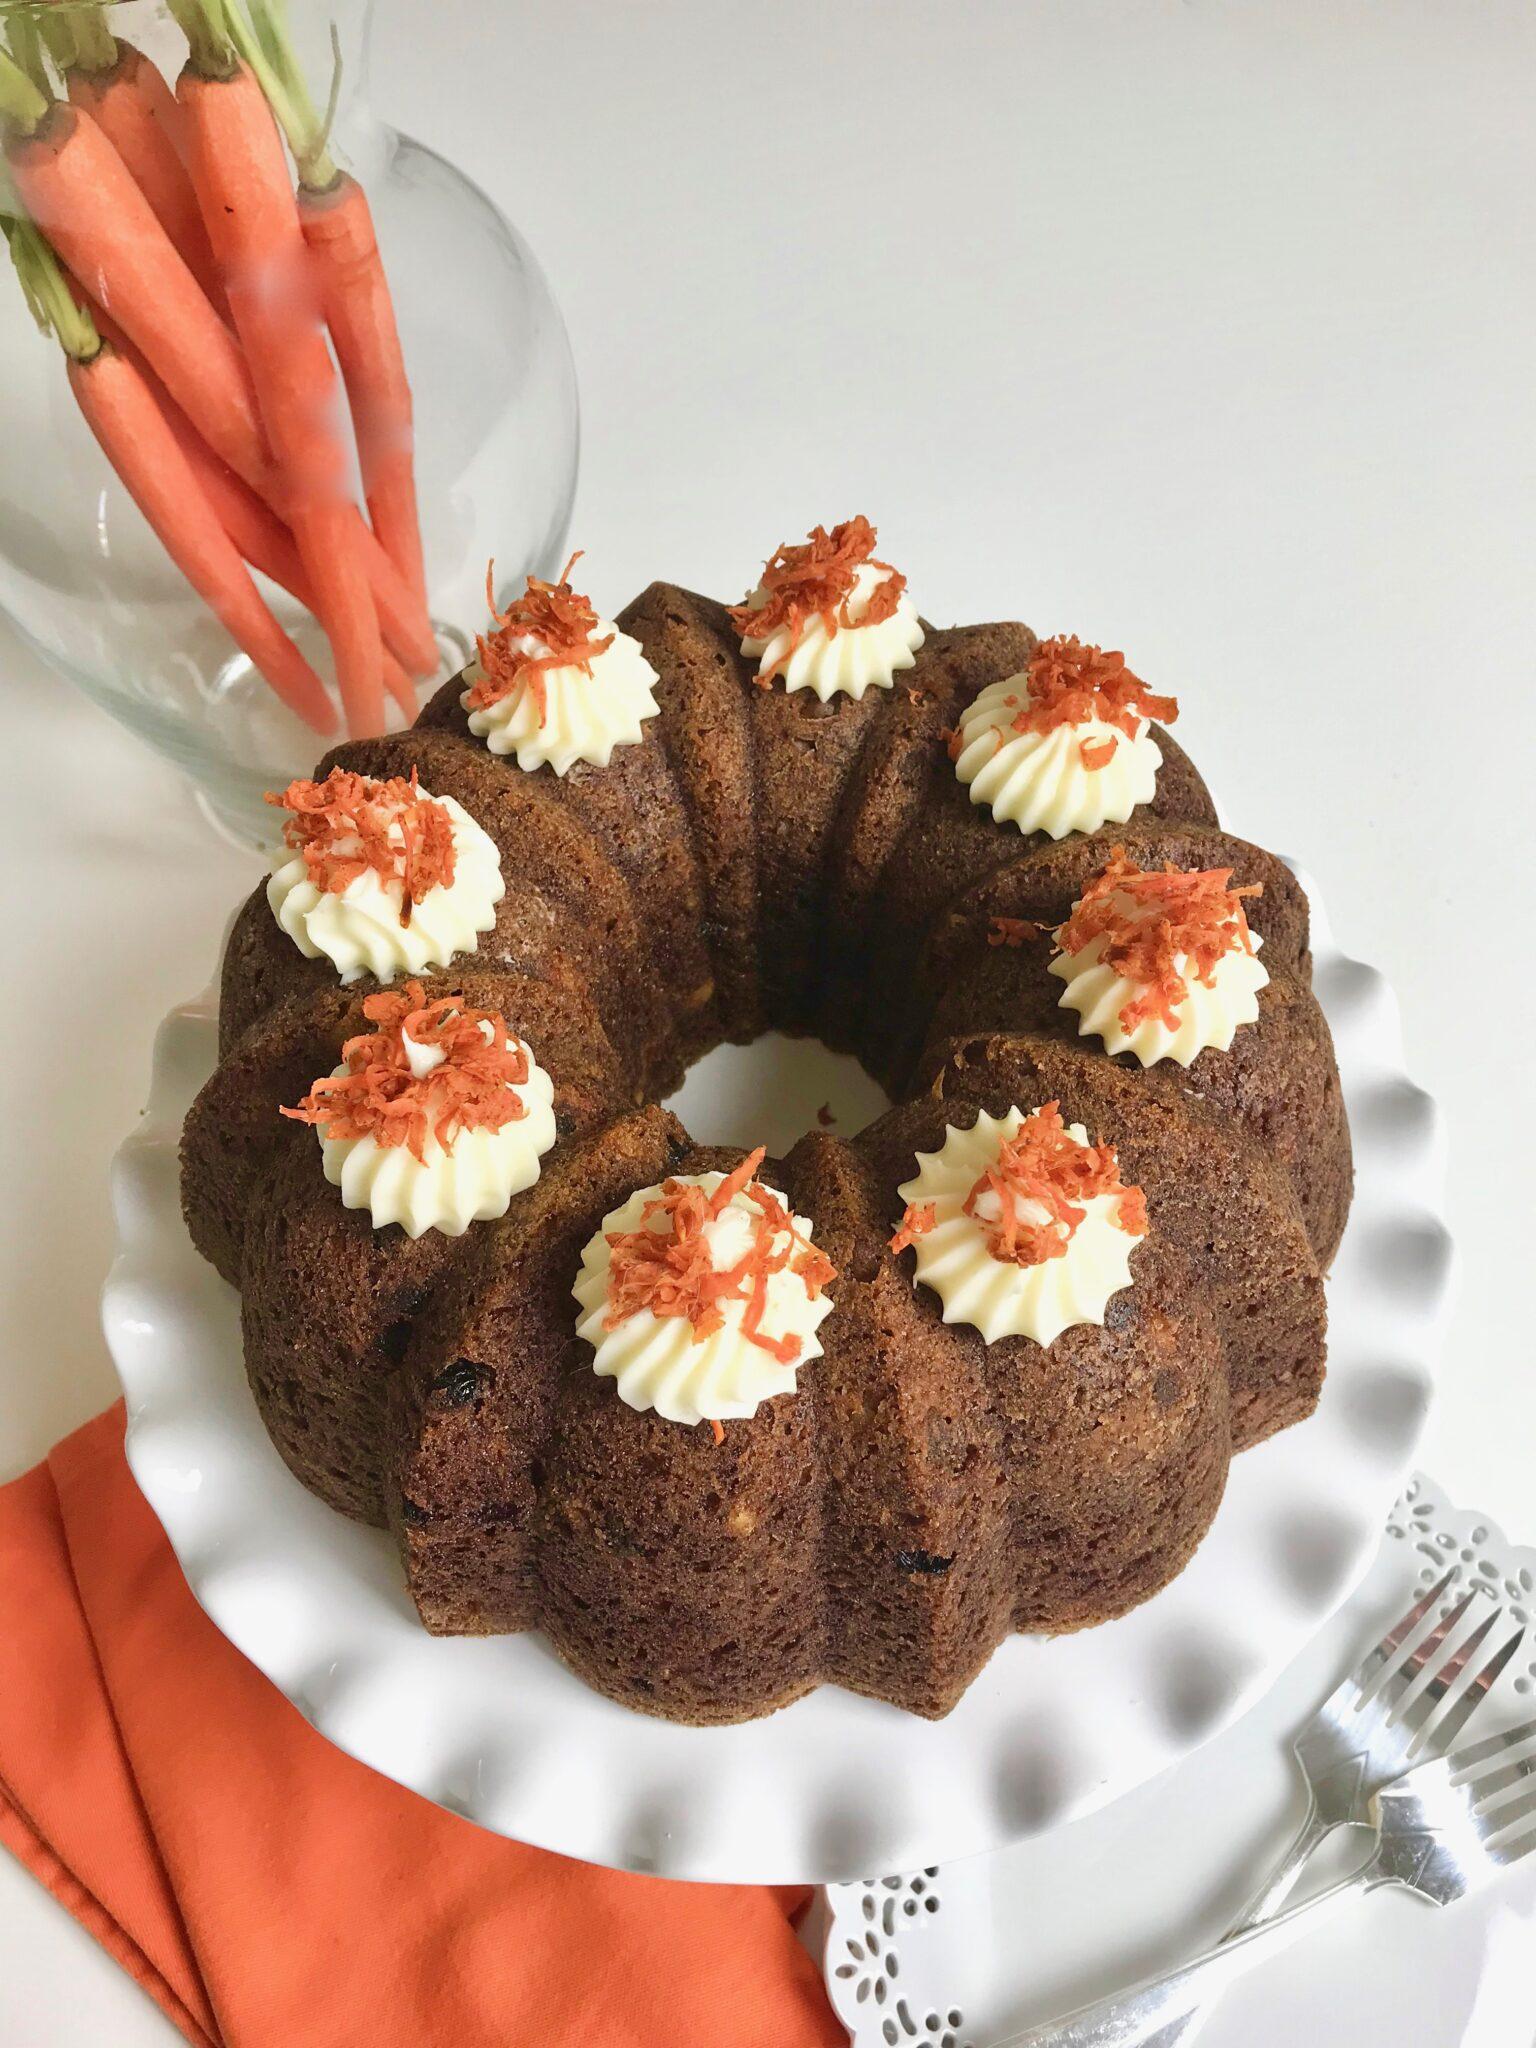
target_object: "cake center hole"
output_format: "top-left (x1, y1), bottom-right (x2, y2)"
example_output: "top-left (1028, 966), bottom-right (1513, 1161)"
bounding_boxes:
top-left (662, 1033), bottom-right (892, 1153)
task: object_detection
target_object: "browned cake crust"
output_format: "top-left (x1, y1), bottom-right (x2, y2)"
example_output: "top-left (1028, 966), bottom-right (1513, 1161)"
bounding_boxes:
top-left (861, 1057), bottom-right (1324, 1455)
top-left (915, 824), bottom-right (1351, 1265)
top-left (852, 719), bottom-right (1217, 1087)
top-left (617, 586), bottom-right (765, 1042)
top-left (416, 656), bottom-right (718, 1090)
top-left (388, 1114), bottom-right (1229, 1723)
top-left (180, 575), bottom-right (1353, 1723)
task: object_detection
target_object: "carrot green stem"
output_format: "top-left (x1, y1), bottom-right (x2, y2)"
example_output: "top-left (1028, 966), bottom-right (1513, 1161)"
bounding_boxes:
top-left (30, 3), bottom-right (118, 77)
top-left (55, 5), bottom-right (120, 77)
top-left (6, 12), bottom-right (52, 98)
top-left (0, 45), bottom-right (51, 133)
top-left (33, 11), bottom-right (78, 75)
top-left (2, 204), bottom-right (101, 362)
top-left (166, 0), bottom-right (238, 81)
top-left (230, 0), bottom-right (339, 189)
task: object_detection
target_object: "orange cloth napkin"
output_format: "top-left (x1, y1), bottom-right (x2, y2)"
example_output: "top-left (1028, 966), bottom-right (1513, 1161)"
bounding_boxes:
top-left (0, 1403), bottom-right (844, 2048)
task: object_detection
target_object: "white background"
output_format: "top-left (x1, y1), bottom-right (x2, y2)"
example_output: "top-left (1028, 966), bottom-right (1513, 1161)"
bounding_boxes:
top-left (1, 1), bottom-right (1532, 2040)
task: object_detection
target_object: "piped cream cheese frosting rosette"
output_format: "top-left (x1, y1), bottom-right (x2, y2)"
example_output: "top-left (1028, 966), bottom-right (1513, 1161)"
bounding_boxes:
top-left (463, 552), bottom-right (660, 774)
top-left (730, 515), bottom-right (924, 701)
top-left (283, 983), bottom-right (556, 1237)
top-left (952, 635), bottom-right (1178, 839)
top-left (573, 1148), bottom-right (837, 1432)
top-left (891, 1104), bottom-right (1147, 1346)
top-left (266, 767), bottom-right (505, 984)
top-left (1049, 850), bottom-right (1269, 1067)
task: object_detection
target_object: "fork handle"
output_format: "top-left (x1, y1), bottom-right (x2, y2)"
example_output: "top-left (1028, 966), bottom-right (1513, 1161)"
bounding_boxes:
top-left (1230, 1800), bottom-right (1339, 1931)
top-left (1135, 1802), bottom-right (1343, 2048)
top-left (986, 1869), bottom-right (1373, 2048)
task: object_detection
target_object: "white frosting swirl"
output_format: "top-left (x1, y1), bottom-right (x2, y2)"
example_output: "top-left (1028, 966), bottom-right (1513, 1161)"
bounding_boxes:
top-left (1049, 896), bottom-right (1269, 1067)
top-left (953, 676), bottom-right (1162, 840)
top-left (895, 1108), bottom-right (1144, 1347)
top-left (316, 1035), bottom-right (556, 1237)
top-left (738, 561), bottom-right (925, 700)
top-left (572, 1171), bottom-right (834, 1426)
top-left (462, 623), bottom-right (660, 775)
top-left (268, 791), bottom-right (504, 985)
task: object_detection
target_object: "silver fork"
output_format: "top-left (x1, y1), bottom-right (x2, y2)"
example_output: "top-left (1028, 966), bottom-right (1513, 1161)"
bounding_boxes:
top-left (1139, 1569), bottom-right (1525, 2048)
top-left (995, 1713), bottom-right (1536, 2047)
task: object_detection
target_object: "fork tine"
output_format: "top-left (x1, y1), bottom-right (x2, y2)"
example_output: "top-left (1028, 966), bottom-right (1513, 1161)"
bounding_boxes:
top-left (1491, 1824), bottom-right (1536, 1867)
top-left (1475, 1781), bottom-right (1536, 1838)
top-left (1352, 1568), bottom-right (1458, 1701)
top-left (1377, 1566), bottom-right (1459, 1656)
top-left (1450, 1712), bottom-right (1536, 1774)
top-left (1366, 1588), bottom-right (1480, 1715)
top-left (1419, 1628), bottom-right (1528, 1755)
top-left (1464, 1732), bottom-right (1536, 1804)
top-left (1399, 1608), bottom-right (1505, 1737)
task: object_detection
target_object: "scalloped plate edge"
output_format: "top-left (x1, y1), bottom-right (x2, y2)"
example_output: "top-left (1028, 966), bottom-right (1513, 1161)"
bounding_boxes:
top-left (107, 868), bottom-right (1455, 1883)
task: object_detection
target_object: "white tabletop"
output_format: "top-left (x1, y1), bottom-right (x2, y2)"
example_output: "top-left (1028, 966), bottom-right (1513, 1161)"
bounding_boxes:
top-left (2, 2), bottom-right (1532, 2041)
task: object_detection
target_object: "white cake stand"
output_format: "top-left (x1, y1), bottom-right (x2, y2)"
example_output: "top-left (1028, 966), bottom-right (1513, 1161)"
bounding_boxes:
top-left (105, 867), bottom-right (1453, 1882)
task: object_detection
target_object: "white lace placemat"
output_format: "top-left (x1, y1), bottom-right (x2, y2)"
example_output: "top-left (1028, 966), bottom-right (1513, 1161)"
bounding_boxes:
top-left (824, 1474), bottom-right (1536, 2048)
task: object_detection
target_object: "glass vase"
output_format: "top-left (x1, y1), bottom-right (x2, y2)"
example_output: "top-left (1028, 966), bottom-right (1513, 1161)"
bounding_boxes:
top-left (0, 0), bottom-right (578, 845)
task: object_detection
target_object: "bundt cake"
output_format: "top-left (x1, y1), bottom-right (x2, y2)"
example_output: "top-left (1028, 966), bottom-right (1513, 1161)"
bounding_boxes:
top-left (181, 516), bottom-right (1352, 1723)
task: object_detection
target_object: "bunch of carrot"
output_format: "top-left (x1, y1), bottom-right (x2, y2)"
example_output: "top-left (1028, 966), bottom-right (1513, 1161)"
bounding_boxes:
top-left (0, 0), bottom-right (434, 740)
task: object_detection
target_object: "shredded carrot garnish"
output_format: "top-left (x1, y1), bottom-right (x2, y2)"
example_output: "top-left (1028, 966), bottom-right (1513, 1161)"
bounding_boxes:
top-left (987, 915), bottom-right (1042, 949)
top-left (1056, 849), bottom-right (1262, 1036)
top-left (889, 1201), bottom-right (937, 1255)
top-left (282, 981), bottom-right (531, 1162)
top-left (465, 551), bottom-right (613, 725)
top-left (268, 768), bottom-right (456, 924)
top-left (907, 684), bottom-right (934, 706)
top-left (1012, 636), bottom-right (1178, 771)
top-left (728, 516), bottom-right (904, 685)
top-left (603, 1145), bottom-right (837, 1364)
top-left (962, 1102), bottom-right (1145, 1267)
top-left (707, 1418), bottom-right (725, 1446)
top-left (943, 726), bottom-right (964, 761)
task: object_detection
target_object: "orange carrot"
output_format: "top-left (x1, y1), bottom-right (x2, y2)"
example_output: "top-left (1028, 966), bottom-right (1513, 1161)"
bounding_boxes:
top-left (159, 375), bottom-right (419, 722)
top-left (302, 173), bottom-right (428, 619)
top-left (79, 285), bottom-right (414, 720)
top-left (174, 51), bottom-right (384, 737)
top-left (0, 80), bottom-right (273, 495)
top-left (69, 339), bottom-right (337, 734)
top-left (168, 412), bottom-right (308, 604)
top-left (0, 43), bottom-right (425, 703)
top-left (221, 2), bottom-right (435, 663)
top-left (64, 42), bottom-right (231, 319)
top-left (354, 505), bottom-right (438, 678)
top-left (0, 206), bottom-right (334, 733)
